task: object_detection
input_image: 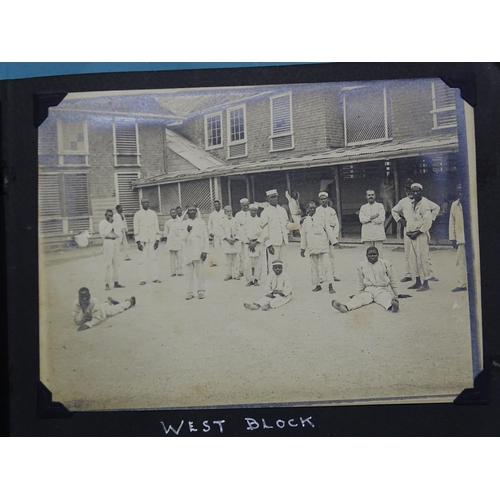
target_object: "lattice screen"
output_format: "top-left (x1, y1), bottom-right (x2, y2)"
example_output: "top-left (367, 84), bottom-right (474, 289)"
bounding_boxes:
top-left (180, 179), bottom-right (212, 213)
top-left (344, 87), bottom-right (390, 145)
top-left (160, 183), bottom-right (181, 213)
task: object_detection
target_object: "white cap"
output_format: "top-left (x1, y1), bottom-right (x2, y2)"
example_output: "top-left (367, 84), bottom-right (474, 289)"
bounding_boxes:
top-left (318, 191), bottom-right (329, 198)
top-left (410, 183), bottom-right (423, 190)
top-left (249, 203), bottom-right (258, 210)
top-left (271, 259), bottom-right (283, 266)
top-left (240, 198), bottom-right (249, 204)
top-left (266, 189), bottom-right (278, 196)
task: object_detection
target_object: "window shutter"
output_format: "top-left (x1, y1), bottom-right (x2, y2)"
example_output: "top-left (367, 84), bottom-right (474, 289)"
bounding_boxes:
top-left (272, 94), bottom-right (292, 135)
top-left (271, 135), bottom-right (293, 151)
top-left (116, 173), bottom-right (140, 228)
top-left (434, 81), bottom-right (456, 109)
top-left (228, 143), bottom-right (247, 158)
top-left (115, 121), bottom-right (139, 165)
top-left (39, 175), bottom-right (62, 217)
top-left (64, 173), bottom-right (89, 217)
top-left (432, 81), bottom-right (457, 129)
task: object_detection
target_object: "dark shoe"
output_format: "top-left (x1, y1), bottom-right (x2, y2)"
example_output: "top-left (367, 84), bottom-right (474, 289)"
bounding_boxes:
top-left (129, 296), bottom-right (136, 307)
top-left (429, 277), bottom-right (439, 282)
top-left (246, 281), bottom-right (254, 287)
top-left (416, 284), bottom-right (430, 292)
top-left (210, 263), bottom-right (217, 267)
top-left (238, 271), bottom-right (244, 278)
top-left (390, 298), bottom-right (399, 313)
top-left (329, 284), bottom-right (336, 294)
top-left (334, 277), bottom-right (340, 282)
top-left (153, 279), bottom-right (162, 284)
top-left (178, 273), bottom-right (184, 277)
top-left (114, 282), bottom-right (125, 288)
top-left (171, 274), bottom-right (176, 277)
top-left (224, 276), bottom-right (232, 281)
top-left (107, 297), bottom-right (119, 305)
top-left (408, 283), bottom-right (421, 290)
top-left (452, 286), bottom-right (467, 292)
top-left (233, 276), bottom-right (241, 280)
top-left (139, 281), bottom-right (146, 285)
top-left (312, 285), bottom-right (322, 292)
top-left (105, 284), bottom-right (111, 291)
top-left (400, 277), bottom-right (412, 283)
top-left (186, 293), bottom-right (194, 300)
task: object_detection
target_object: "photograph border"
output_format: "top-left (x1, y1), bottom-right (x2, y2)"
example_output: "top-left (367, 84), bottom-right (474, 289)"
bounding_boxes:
top-left (4, 62), bottom-right (500, 436)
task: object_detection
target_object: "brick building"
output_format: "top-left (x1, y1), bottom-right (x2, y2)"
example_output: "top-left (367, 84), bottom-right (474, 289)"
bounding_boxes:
top-left (38, 78), bottom-right (461, 244)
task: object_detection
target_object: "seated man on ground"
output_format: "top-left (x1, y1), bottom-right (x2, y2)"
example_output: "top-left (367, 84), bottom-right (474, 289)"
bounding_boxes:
top-left (332, 247), bottom-right (410, 314)
top-left (73, 287), bottom-right (136, 331)
top-left (244, 260), bottom-right (292, 311)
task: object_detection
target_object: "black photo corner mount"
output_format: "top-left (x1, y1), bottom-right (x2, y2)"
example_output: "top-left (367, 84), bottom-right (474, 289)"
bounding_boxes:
top-left (453, 365), bottom-right (490, 405)
top-left (37, 381), bottom-right (73, 419)
top-left (440, 74), bottom-right (477, 108)
top-left (33, 91), bottom-right (67, 127)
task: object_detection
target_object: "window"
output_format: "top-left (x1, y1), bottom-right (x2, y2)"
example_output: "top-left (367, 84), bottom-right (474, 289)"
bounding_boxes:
top-left (343, 86), bottom-right (391, 146)
top-left (113, 120), bottom-right (141, 166)
top-left (57, 118), bottom-right (89, 166)
top-left (431, 81), bottom-right (457, 130)
top-left (115, 172), bottom-right (141, 229)
top-left (205, 112), bottom-right (223, 150)
top-left (39, 173), bottom-right (91, 235)
top-left (270, 93), bottom-right (294, 152)
top-left (227, 105), bottom-right (247, 159)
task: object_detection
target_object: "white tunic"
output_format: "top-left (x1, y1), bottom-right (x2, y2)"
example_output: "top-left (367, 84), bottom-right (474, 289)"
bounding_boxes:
top-left (179, 218), bottom-right (210, 265)
top-left (449, 199), bottom-right (465, 244)
top-left (264, 271), bottom-right (293, 297)
top-left (221, 217), bottom-right (241, 254)
top-left (300, 213), bottom-right (335, 255)
top-left (356, 258), bottom-right (400, 296)
top-left (359, 202), bottom-right (386, 242)
top-left (133, 208), bottom-right (160, 243)
top-left (316, 205), bottom-right (340, 243)
top-left (259, 204), bottom-right (289, 247)
top-left (163, 217), bottom-right (183, 251)
top-left (208, 209), bottom-right (226, 238)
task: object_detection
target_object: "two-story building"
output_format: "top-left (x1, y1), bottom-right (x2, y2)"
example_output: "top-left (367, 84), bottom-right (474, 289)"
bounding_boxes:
top-left (38, 78), bottom-right (461, 245)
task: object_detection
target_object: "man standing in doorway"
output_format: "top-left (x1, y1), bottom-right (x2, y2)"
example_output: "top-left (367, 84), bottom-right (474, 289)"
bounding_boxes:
top-left (113, 204), bottom-right (131, 261)
top-left (99, 209), bottom-right (125, 291)
top-left (208, 199), bottom-right (225, 267)
top-left (317, 191), bottom-right (341, 282)
top-left (133, 198), bottom-right (161, 285)
top-left (359, 189), bottom-right (386, 257)
top-left (259, 189), bottom-right (290, 273)
top-left (449, 184), bottom-right (467, 292)
top-left (180, 204), bottom-right (209, 300)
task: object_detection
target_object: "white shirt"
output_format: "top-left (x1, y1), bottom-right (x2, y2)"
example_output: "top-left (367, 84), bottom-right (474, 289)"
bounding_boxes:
top-left (242, 215), bottom-right (264, 243)
top-left (359, 202), bottom-right (386, 242)
top-left (208, 209), bottom-right (225, 237)
top-left (260, 204), bottom-right (289, 247)
top-left (113, 212), bottom-right (128, 232)
top-left (99, 219), bottom-right (118, 241)
top-left (264, 271), bottom-right (292, 297)
top-left (392, 196), bottom-right (440, 223)
top-left (316, 205), bottom-right (340, 243)
top-left (163, 217), bottom-right (183, 251)
top-left (221, 217), bottom-right (241, 254)
top-left (179, 218), bottom-right (210, 264)
top-left (356, 258), bottom-right (399, 296)
top-left (449, 199), bottom-right (465, 244)
top-left (300, 213), bottom-right (335, 255)
top-left (405, 198), bottom-right (433, 233)
top-left (133, 208), bottom-right (160, 243)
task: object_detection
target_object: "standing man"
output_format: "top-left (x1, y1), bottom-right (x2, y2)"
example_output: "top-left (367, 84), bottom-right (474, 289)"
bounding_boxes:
top-left (359, 189), bottom-right (386, 257)
top-left (317, 191), bottom-right (341, 281)
top-left (208, 199), bottom-right (225, 267)
top-left (242, 203), bottom-right (264, 286)
top-left (300, 201), bottom-right (336, 294)
top-left (332, 247), bottom-right (410, 313)
top-left (179, 204), bottom-right (209, 300)
top-left (113, 204), bottom-right (131, 261)
top-left (285, 190), bottom-right (302, 236)
top-left (133, 198), bottom-right (161, 285)
top-left (392, 179), bottom-right (440, 283)
top-left (405, 183), bottom-right (433, 292)
top-left (259, 189), bottom-right (290, 273)
top-left (221, 205), bottom-right (241, 281)
top-left (99, 209), bottom-right (125, 291)
top-left (163, 207), bottom-right (184, 277)
top-left (234, 198), bottom-right (250, 277)
top-left (449, 184), bottom-right (467, 292)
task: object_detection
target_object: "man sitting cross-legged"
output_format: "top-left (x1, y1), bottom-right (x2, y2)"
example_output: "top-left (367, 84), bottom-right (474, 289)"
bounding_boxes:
top-left (332, 247), bottom-right (411, 314)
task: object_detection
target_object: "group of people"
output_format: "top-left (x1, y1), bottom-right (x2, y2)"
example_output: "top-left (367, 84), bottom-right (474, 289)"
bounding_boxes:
top-left (73, 179), bottom-right (468, 329)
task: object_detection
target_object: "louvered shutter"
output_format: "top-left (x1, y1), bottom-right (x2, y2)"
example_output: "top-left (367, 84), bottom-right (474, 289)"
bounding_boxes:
top-left (64, 173), bottom-right (89, 217)
top-left (433, 81), bottom-right (457, 128)
top-left (115, 121), bottom-right (139, 166)
top-left (39, 175), bottom-right (62, 217)
top-left (116, 173), bottom-right (141, 227)
top-left (228, 143), bottom-right (247, 158)
top-left (270, 94), bottom-right (294, 151)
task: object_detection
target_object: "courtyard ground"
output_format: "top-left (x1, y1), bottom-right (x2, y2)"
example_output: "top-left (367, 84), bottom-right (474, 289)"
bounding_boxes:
top-left (39, 240), bottom-right (476, 411)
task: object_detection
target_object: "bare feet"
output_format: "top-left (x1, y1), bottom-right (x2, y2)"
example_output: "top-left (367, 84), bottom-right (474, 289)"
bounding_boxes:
top-left (332, 300), bottom-right (348, 313)
top-left (329, 284), bottom-right (336, 294)
top-left (244, 302), bottom-right (259, 310)
top-left (390, 298), bottom-right (399, 313)
top-left (312, 285), bottom-right (322, 292)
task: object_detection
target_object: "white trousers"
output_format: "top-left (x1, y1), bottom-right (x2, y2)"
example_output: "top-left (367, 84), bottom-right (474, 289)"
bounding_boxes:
top-left (346, 286), bottom-right (393, 311)
top-left (244, 243), bottom-right (262, 283)
top-left (404, 234), bottom-right (435, 278)
top-left (255, 293), bottom-right (292, 309)
top-left (319, 245), bottom-right (336, 279)
top-left (138, 241), bottom-right (159, 282)
top-left (185, 260), bottom-right (205, 295)
top-left (209, 235), bottom-right (223, 266)
top-left (169, 249), bottom-right (183, 275)
top-left (310, 252), bottom-right (333, 286)
top-left (117, 230), bottom-right (130, 256)
top-left (103, 239), bottom-right (120, 286)
top-left (457, 243), bottom-right (467, 288)
top-left (407, 233), bottom-right (431, 281)
top-left (225, 253), bottom-right (240, 279)
top-left (103, 299), bottom-right (131, 317)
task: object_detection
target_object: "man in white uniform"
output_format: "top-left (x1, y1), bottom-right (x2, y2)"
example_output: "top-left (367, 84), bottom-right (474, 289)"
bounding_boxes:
top-left (99, 209), bottom-right (125, 291)
top-left (317, 191), bottom-right (341, 281)
top-left (113, 204), bottom-right (131, 261)
top-left (208, 199), bottom-right (225, 267)
top-left (405, 183), bottom-right (434, 292)
top-left (179, 205), bottom-right (209, 300)
top-left (244, 260), bottom-right (292, 311)
top-left (221, 205), bottom-right (241, 281)
top-left (163, 207), bottom-right (184, 277)
top-left (359, 189), bottom-right (386, 257)
top-left (242, 204), bottom-right (264, 286)
top-left (332, 247), bottom-right (410, 313)
top-left (259, 189), bottom-right (290, 273)
top-left (133, 198), bottom-right (161, 285)
top-left (392, 179), bottom-right (440, 283)
top-left (300, 201), bottom-right (336, 294)
top-left (449, 184), bottom-right (467, 292)
top-left (234, 198), bottom-right (250, 276)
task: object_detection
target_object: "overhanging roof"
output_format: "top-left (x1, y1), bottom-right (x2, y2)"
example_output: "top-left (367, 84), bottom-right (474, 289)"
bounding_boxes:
top-left (133, 134), bottom-right (459, 188)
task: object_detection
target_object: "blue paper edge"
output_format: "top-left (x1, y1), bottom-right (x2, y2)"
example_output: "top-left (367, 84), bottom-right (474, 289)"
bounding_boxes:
top-left (0, 62), bottom-right (308, 81)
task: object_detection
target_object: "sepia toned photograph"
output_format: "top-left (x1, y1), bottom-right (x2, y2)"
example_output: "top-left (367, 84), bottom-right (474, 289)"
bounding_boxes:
top-left (38, 77), bottom-right (482, 411)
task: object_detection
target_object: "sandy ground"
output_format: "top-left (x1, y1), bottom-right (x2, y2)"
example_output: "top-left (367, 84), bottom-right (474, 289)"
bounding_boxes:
top-left (39, 240), bottom-right (475, 411)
